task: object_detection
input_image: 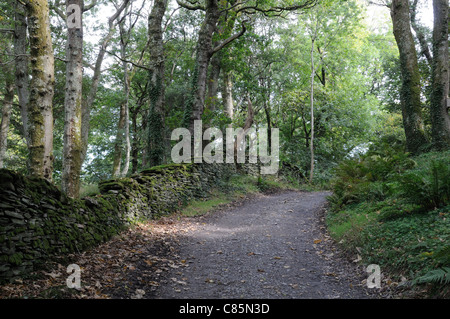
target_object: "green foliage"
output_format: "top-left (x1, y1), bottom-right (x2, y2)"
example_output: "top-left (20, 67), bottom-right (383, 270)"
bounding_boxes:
top-left (433, 245), bottom-right (450, 266)
top-left (80, 184), bottom-right (100, 198)
top-left (327, 136), bottom-right (450, 295)
top-left (328, 138), bottom-right (416, 210)
top-left (398, 158), bottom-right (450, 209)
top-left (414, 267), bottom-right (450, 285)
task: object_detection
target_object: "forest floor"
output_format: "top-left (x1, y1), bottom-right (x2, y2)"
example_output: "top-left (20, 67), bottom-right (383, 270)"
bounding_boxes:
top-left (1, 189), bottom-right (407, 299)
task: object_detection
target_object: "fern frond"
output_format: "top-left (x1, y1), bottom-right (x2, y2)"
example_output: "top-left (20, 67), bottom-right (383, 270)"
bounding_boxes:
top-left (415, 267), bottom-right (450, 285)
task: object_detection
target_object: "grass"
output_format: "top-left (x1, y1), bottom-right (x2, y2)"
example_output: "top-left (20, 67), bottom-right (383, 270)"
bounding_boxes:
top-left (80, 184), bottom-right (100, 198)
top-left (180, 190), bottom-right (236, 217)
top-left (179, 174), bottom-right (299, 217)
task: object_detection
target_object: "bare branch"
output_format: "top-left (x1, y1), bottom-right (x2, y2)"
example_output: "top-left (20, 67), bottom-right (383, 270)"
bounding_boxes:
top-left (105, 49), bottom-right (153, 71)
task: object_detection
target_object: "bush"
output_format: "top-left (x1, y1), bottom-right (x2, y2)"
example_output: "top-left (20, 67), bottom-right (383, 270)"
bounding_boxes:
top-left (328, 147), bottom-right (415, 210)
top-left (399, 159), bottom-right (450, 209)
top-left (327, 145), bottom-right (450, 297)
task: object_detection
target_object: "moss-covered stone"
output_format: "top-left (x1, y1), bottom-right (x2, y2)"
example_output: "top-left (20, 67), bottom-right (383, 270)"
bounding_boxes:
top-left (0, 163), bottom-right (236, 283)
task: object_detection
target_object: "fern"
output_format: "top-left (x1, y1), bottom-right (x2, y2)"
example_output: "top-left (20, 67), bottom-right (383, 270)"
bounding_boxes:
top-left (414, 267), bottom-right (450, 285)
top-left (434, 246), bottom-right (450, 265)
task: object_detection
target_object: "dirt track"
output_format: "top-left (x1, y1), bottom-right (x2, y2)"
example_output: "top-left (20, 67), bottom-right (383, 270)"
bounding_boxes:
top-left (150, 190), bottom-right (384, 299)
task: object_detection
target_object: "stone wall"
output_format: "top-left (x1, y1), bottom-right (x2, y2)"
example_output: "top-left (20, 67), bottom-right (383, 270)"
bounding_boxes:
top-left (0, 163), bottom-right (234, 282)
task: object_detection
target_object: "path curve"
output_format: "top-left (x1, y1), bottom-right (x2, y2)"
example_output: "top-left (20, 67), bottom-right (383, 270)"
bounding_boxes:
top-left (152, 191), bottom-right (380, 299)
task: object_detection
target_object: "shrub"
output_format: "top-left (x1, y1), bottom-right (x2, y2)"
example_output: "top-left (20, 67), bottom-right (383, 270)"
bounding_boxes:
top-left (399, 159), bottom-right (450, 209)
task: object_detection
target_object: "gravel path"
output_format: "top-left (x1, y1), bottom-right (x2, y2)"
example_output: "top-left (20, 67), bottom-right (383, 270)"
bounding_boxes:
top-left (153, 190), bottom-right (381, 299)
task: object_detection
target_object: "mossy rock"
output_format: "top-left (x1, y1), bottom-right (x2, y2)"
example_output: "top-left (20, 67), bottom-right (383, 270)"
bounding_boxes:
top-left (140, 163), bottom-right (193, 175)
top-left (98, 180), bottom-right (125, 192)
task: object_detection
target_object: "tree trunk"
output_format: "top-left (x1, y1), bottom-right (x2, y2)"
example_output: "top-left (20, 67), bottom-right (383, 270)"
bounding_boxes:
top-left (120, 26), bottom-right (131, 177)
top-left (147, 0), bottom-right (167, 168)
top-left (0, 82), bottom-right (14, 168)
top-left (390, 0), bottom-right (428, 154)
top-left (430, 0), bottom-right (450, 150)
top-left (62, 0), bottom-right (84, 198)
top-left (309, 37), bottom-right (315, 183)
top-left (25, 0), bottom-right (55, 181)
top-left (184, 0), bottom-right (221, 133)
top-left (112, 102), bottom-right (126, 178)
top-left (206, 53), bottom-right (221, 112)
top-left (234, 96), bottom-right (255, 164)
top-left (131, 108), bottom-right (139, 174)
top-left (222, 71), bottom-right (234, 120)
top-left (14, 2), bottom-right (31, 148)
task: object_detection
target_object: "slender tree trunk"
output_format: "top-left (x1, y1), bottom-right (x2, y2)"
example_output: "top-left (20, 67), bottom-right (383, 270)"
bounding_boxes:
top-left (390, 0), bottom-right (428, 154)
top-left (309, 38), bottom-right (315, 183)
top-left (147, 0), bottom-right (168, 167)
top-left (206, 53), bottom-right (221, 112)
top-left (410, 0), bottom-right (432, 65)
top-left (222, 71), bottom-right (234, 120)
top-left (14, 2), bottom-right (30, 148)
top-left (131, 108), bottom-right (139, 174)
top-left (120, 31), bottom-right (131, 177)
top-left (121, 93), bottom-right (131, 177)
top-left (141, 108), bottom-right (148, 169)
top-left (430, 0), bottom-right (450, 149)
top-left (25, 0), bottom-right (55, 181)
top-left (62, 0), bottom-right (84, 198)
top-left (0, 82), bottom-right (14, 168)
top-left (234, 96), bottom-right (255, 164)
top-left (112, 102), bottom-right (126, 178)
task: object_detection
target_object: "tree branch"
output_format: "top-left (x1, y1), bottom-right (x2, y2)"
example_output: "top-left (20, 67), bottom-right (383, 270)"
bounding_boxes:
top-left (409, 0), bottom-right (432, 64)
top-left (50, 0), bottom-right (66, 20)
top-left (211, 19), bottom-right (248, 55)
top-left (235, 0), bottom-right (318, 17)
top-left (105, 49), bottom-right (153, 71)
top-left (176, 0), bottom-right (205, 11)
top-left (83, 0), bottom-right (98, 12)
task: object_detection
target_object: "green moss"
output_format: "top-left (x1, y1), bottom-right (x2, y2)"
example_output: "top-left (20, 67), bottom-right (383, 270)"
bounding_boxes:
top-left (141, 163), bottom-right (192, 175)
top-left (0, 163), bottom-right (239, 282)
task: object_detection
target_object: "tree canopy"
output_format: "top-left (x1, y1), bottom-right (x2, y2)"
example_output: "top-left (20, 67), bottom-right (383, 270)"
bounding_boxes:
top-left (0, 0), bottom-right (447, 194)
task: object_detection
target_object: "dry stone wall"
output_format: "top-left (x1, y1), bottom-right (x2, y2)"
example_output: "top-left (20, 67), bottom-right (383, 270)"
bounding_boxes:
top-left (0, 163), bottom-right (234, 282)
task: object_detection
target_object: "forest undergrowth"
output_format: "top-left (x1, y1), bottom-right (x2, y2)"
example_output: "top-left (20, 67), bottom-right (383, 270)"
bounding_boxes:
top-left (326, 136), bottom-right (450, 298)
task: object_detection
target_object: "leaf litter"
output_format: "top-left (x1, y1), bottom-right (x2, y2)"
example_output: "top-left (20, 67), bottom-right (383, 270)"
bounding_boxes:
top-left (0, 215), bottom-right (201, 299)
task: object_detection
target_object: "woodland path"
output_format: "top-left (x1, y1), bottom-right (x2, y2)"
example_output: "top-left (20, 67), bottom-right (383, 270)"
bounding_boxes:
top-left (142, 190), bottom-right (384, 299)
top-left (0, 190), bottom-right (392, 300)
